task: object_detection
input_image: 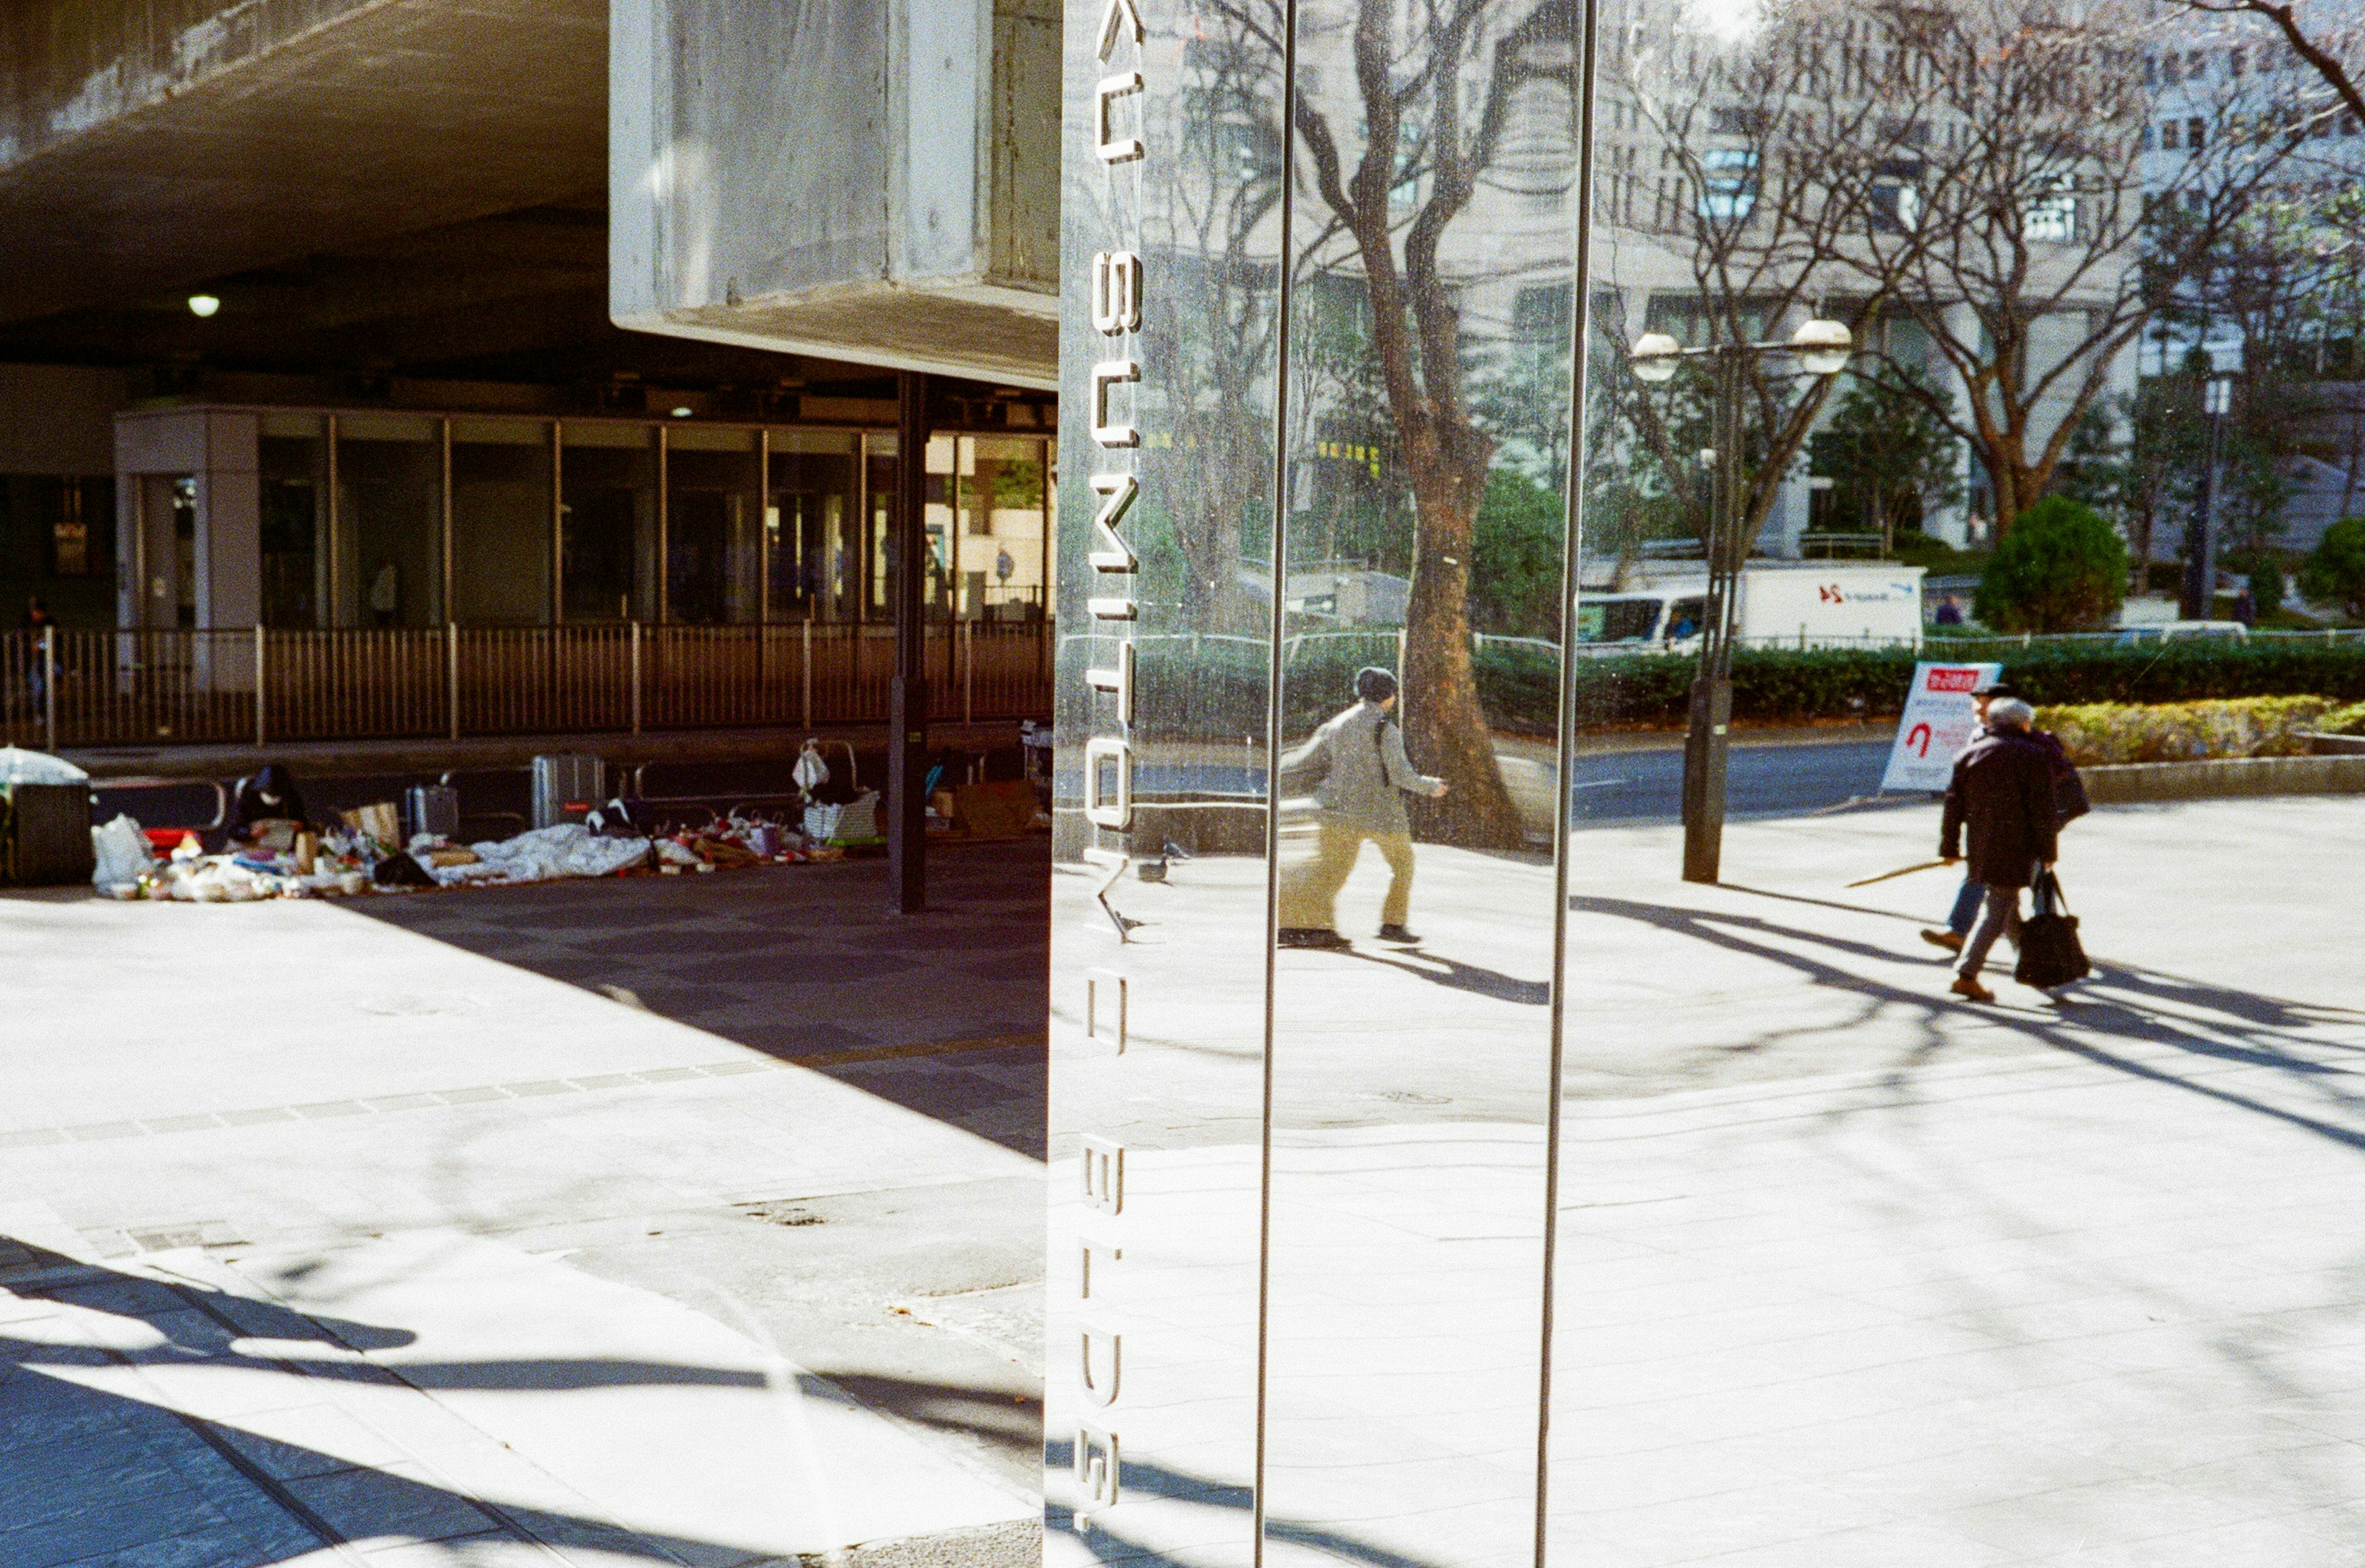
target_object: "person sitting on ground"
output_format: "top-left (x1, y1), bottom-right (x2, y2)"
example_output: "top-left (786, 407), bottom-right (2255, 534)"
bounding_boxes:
top-left (227, 762), bottom-right (311, 851)
top-left (1923, 679), bottom-right (2087, 955)
top-left (1938, 697), bottom-right (2058, 1004)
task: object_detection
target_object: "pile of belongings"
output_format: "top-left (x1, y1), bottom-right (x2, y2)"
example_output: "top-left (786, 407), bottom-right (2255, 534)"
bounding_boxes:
top-left (93, 805), bottom-right (824, 899)
top-left (93, 815), bottom-right (395, 901)
top-left (649, 813), bottom-right (815, 874)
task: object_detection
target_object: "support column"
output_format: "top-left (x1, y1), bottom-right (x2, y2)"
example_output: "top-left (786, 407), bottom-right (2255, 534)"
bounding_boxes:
top-left (889, 371), bottom-right (929, 915)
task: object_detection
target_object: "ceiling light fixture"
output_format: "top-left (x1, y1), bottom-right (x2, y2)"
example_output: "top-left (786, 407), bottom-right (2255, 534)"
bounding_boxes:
top-left (670, 406), bottom-right (693, 418)
top-left (187, 295), bottom-right (221, 318)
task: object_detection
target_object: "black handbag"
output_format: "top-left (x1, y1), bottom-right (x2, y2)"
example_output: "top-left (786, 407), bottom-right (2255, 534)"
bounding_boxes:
top-left (2015, 869), bottom-right (2091, 988)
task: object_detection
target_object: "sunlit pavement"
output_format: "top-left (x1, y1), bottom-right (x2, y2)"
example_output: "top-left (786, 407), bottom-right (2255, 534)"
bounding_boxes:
top-left (1, 849), bottom-right (1049, 1568)
top-left (10, 797), bottom-right (2365, 1566)
top-left (1046, 796), bottom-right (2365, 1567)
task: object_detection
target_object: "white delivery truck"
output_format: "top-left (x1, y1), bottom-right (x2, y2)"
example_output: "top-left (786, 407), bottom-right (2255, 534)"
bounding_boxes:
top-left (1574, 562), bottom-right (1926, 654)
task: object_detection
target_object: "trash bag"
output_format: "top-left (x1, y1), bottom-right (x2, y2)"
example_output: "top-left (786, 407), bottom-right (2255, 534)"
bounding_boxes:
top-left (372, 851), bottom-right (436, 887)
top-left (0, 746), bottom-right (89, 788)
top-left (91, 814), bottom-right (154, 889)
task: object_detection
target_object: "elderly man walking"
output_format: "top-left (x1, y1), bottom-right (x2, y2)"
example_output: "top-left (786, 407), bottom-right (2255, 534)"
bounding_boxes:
top-left (1275, 666), bottom-right (1447, 950)
top-left (1939, 697), bottom-right (2059, 1003)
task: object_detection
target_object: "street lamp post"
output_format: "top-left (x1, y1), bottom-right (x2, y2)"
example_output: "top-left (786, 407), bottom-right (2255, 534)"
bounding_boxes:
top-left (1631, 319), bottom-right (1853, 884)
top-left (2181, 375), bottom-right (2233, 621)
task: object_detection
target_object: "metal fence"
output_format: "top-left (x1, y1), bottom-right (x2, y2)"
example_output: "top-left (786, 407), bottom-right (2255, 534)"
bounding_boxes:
top-left (0, 622), bottom-right (1052, 751)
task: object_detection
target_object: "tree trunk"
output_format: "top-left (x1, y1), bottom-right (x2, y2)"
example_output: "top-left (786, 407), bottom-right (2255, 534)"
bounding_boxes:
top-left (1399, 445), bottom-right (1526, 849)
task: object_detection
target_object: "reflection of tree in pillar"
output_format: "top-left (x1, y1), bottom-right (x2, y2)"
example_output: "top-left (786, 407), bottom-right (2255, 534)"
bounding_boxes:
top-left (1267, 0), bottom-right (1585, 848)
top-left (1155, 27), bottom-right (1289, 639)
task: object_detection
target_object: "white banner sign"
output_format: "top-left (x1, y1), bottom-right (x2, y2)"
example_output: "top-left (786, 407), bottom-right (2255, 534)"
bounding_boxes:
top-left (1880, 661), bottom-right (2003, 793)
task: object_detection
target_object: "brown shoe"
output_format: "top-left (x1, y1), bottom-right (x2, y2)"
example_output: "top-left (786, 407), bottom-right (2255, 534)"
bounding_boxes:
top-left (1950, 976), bottom-right (1995, 1003)
top-left (1921, 929), bottom-right (1966, 953)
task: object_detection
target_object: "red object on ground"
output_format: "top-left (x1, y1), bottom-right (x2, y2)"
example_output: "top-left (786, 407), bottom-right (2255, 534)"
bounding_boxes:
top-left (143, 828), bottom-right (198, 851)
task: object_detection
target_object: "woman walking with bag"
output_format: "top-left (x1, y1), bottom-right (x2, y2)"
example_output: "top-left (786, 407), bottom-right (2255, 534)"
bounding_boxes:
top-left (1938, 698), bottom-right (2059, 1003)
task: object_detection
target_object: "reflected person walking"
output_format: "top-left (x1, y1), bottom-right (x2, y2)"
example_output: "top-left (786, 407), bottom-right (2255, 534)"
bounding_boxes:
top-left (1275, 666), bottom-right (1447, 951)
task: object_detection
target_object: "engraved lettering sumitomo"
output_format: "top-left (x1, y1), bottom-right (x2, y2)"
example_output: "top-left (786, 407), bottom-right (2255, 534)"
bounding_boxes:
top-left (1088, 474), bottom-right (1139, 572)
top-left (1095, 73), bottom-right (1146, 164)
top-left (1083, 737), bottom-right (1134, 828)
top-left (1086, 641), bottom-right (1136, 725)
top-left (1091, 360), bottom-right (1141, 448)
top-left (1092, 251), bottom-right (1142, 334)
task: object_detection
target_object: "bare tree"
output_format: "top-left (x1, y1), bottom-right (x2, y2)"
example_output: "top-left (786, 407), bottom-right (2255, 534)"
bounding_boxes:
top-left (1611, 2), bottom-right (1929, 556)
top-left (2185, 0), bottom-right (2365, 125)
top-left (1839, 0), bottom-right (2305, 530)
top-left (1195, 0), bottom-right (1588, 847)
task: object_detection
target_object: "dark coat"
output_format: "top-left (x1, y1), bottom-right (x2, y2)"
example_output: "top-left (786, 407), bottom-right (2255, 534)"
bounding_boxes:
top-left (1941, 730), bottom-right (2060, 889)
top-left (231, 764), bottom-right (309, 835)
top-left (2024, 727), bottom-right (2090, 826)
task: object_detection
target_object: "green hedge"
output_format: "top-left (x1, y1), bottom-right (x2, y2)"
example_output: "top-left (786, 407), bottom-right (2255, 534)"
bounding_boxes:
top-left (1130, 634), bottom-right (2365, 736)
top-left (1503, 641), bottom-right (2365, 731)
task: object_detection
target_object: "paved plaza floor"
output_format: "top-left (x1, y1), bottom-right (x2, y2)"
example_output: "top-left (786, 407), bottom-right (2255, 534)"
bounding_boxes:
top-left (6, 795), bottom-right (2365, 1566)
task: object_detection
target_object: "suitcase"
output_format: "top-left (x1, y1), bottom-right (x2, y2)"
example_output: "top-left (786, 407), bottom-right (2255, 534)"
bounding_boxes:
top-left (5, 782), bottom-right (94, 886)
top-left (2015, 870), bottom-right (2091, 989)
top-left (532, 755), bottom-right (605, 830)
top-left (405, 784), bottom-right (460, 841)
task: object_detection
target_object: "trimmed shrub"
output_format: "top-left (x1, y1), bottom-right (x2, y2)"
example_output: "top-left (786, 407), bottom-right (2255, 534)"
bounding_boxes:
top-left (1974, 496), bottom-right (2128, 632)
top-left (2034, 697), bottom-right (2333, 765)
top-left (2323, 700), bottom-right (2365, 735)
top-left (2303, 517), bottom-right (2365, 620)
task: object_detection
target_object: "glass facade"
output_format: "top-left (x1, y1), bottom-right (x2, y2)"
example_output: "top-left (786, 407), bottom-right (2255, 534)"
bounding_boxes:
top-left (119, 409), bottom-right (1010, 631)
top-left (561, 422), bottom-right (657, 623)
top-left (336, 412), bottom-right (444, 628)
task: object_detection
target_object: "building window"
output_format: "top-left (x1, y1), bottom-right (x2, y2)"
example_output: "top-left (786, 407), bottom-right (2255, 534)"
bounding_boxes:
top-left (2161, 120), bottom-right (2180, 150)
top-left (2186, 116), bottom-right (2205, 150)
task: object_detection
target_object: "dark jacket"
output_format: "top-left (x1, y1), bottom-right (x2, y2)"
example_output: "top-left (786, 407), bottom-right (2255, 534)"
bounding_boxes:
top-left (1941, 729), bottom-right (2059, 889)
top-left (2026, 728), bottom-right (2090, 827)
top-left (230, 764), bottom-right (309, 836)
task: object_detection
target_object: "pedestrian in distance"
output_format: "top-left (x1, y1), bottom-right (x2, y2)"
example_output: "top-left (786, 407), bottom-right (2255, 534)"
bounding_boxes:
top-left (1275, 666), bottom-right (1447, 951)
top-left (1923, 677), bottom-right (2087, 955)
top-left (1933, 594), bottom-right (1965, 626)
top-left (1939, 697), bottom-right (2058, 1003)
top-left (19, 594), bottom-right (54, 717)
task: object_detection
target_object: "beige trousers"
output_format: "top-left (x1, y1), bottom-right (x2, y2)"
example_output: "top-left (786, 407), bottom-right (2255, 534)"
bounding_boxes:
top-left (1278, 815), bottom-right (1416, 931)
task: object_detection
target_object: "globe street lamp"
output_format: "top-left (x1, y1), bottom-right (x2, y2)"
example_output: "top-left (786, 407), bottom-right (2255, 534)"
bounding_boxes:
top-left (1628, 318), bottom-right (1853, 884)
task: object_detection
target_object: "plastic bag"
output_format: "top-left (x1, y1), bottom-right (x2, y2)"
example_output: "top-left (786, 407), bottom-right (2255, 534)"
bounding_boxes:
top-left (91, 814), bottom-right (154, 889)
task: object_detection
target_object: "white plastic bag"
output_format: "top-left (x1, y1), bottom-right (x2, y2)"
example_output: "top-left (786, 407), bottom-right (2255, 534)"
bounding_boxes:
top-left (91, 814), bottom-right (153, 889)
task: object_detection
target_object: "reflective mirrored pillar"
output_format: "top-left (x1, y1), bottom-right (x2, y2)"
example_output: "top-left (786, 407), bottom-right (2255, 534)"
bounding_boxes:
top-left (1046, 0), bottom-right (1288, 1562)
top-left (1053, 0), bottom-right (1584, 1563)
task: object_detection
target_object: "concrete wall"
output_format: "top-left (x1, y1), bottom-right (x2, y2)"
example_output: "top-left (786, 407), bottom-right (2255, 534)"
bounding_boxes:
top-left (610, 0), bottom-right (1059, 386)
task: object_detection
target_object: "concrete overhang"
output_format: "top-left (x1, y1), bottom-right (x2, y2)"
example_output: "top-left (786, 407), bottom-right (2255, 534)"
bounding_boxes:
top-left (0, 0), bottom-right (607, 327)
top-left (608, 0), bottom-right (1061, 390)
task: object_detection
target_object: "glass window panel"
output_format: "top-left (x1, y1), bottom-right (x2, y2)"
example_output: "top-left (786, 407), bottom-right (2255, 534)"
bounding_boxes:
top-left (666, 435), bottom-right (762, 624)
top-left (450, 421), bottom-right (552, 626)
top-left (338, 421), bottom-right (443, 628)
top-left (259, 425), bottom-right (326, 628)
top-left (562, 424), bottom-right (655, 623)
top-left (767, 429), bottom-right (860, 622)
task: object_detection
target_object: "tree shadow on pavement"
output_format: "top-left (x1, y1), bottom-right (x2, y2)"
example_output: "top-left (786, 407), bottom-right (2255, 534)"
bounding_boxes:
top-left (0, 1243), bottom-right (802, 1567)
top-left (1042, 1436), bottom-right (1439, 1568)
top-left (1571, 893), bottom-right (2365, 1151)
